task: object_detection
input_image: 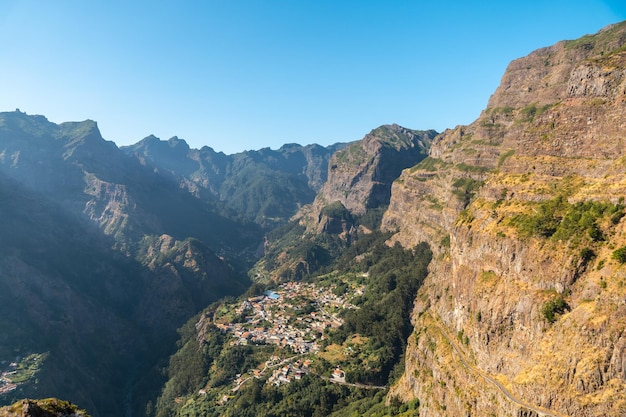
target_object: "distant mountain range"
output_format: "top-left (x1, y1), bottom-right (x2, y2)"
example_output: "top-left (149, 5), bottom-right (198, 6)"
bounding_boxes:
top-left (0, 111), bottom-right (346, 415)
top-left (3, 19), bottom-right (626, 417)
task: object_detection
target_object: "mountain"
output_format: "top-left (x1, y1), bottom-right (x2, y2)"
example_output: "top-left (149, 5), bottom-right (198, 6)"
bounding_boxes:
top-left (122, 136), bottom-right (344, 228)
top-left (0, 113), bottom-right (254, 416)
top-left (383, 21), bottom-right (626, 416)
top-left (151, 21), bottom-right (626, 417)
top-left (314, 124), bottom-right (436, 217)
top-left (4, 19), bottom-right (626, 417)
top-left (251, 124), bottom-right (436, 281)
top-left (0, 110), bottom-right (350, 416)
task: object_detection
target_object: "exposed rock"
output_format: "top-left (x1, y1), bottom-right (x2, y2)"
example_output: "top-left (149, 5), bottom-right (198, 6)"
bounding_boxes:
top-left (0, 399), bottom-right (89, 417)
top-left (313, 124), bottom-right (435, 218)
top-left (386, 21), bottom-right (626, 417)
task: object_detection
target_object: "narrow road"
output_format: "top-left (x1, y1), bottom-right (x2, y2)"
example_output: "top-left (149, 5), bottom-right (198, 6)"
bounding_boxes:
top-left (429, 313), bottom-right (568, 417)
top-left (326, 378), bottom-right (387, 390)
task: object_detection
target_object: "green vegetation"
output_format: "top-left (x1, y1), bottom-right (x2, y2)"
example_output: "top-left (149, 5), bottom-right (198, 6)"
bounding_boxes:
top-left (455, 162), bottom-right (491, 174)
top-left (564, 21), bottom-right (626, 54)
top-left (321, 201), bottom-right (353, 221)
top-left (510, 197), bottom-right (623, 242)
top-left (487, 106), bottom-right (514, 115)
top-left (359, 206), bottom-right (388, 230)
top-left (452, 178), bottom-right (484, 208)
top-left (220, 165), bottom-right (316, 228)
top-left (155, 233), bottom-right (431, 417)
top-left (579, 247), bottom-right (596, 269)
top-left (260, 219), bottom-right (347, 281)
top-left (4, 353), bottom-right (47, 384)
top-left (541, 294), bottom-right (568, 324)
top-left (178, 376), bottom-right (411, 417)
top-left (411, 157), bottom-right (452, 173)
top-left (327, 240), bottom-right (431, 385)
top-left (497, 149), bottom-right (515, 168)
top-left (519, 103), bottom-right (554, 122)
top-left (612, 246), bottom-right (626, 264)
top-left (1, 398), bottom-right (91, 417)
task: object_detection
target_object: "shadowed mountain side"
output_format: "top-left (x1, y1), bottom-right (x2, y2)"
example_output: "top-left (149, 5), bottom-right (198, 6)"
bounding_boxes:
top-left (0, 111), bottom-right (260, 257)
top-left (123, 137), bottom-right (345, 228)
top-left (0, 172), bottom-right (248, 416)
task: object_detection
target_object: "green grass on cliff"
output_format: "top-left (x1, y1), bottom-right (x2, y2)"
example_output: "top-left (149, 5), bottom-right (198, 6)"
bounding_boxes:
top-left (509, 197), bottom-right (623, 242)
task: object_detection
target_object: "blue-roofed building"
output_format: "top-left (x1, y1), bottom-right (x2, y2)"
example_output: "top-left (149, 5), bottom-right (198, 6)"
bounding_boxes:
top-left (264, 290), bottom-right (280, 300)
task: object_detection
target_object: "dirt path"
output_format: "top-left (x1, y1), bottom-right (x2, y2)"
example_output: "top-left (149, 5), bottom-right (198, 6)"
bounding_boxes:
top-left (430, 313), bottom-right (568, 417)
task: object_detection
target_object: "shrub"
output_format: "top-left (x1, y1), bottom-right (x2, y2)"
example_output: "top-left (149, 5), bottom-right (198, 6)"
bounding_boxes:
top-left (541, 295), bottom-right (567, 323)
top-left (580, 247), bottom-right (596, 265)
top-left (612, 246), bottom-right (626, 264)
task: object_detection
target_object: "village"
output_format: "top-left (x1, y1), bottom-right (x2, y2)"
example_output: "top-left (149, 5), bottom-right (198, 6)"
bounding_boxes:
top-left (0, 362), bottom-right (18, 395)
top-left (215, 281), bottom-right (361, 354)
top-left (213, 280), bottom-right (360, 391)
top-left (0, 353), bottom-right (45, 396)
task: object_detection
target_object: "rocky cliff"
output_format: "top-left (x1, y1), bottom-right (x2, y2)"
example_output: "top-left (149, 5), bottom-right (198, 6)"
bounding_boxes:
top-left (297, 124), bottom-right (435, 236)
top-left (253, 124), bottom-right (436, 282)
top-left (384, 22), bottom-right (626, 416)
top-left (312, 124), bottom-right (435, 217)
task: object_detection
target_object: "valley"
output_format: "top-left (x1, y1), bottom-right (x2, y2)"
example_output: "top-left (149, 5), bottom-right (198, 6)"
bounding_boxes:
top-left (2, 19), bottom-right (626, 417)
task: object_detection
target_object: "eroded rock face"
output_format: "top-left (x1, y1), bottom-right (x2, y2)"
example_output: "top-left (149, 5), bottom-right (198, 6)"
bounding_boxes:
top-left (316, 124), bottom-right (435, 217)
top-left (295, 124), bottom-right (437, 241)
top-left (385, 22), bottom-right (626, 417)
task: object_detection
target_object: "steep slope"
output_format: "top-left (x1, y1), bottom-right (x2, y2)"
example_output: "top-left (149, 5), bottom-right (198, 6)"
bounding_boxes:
top-left (312, 124), bottom-right (436, 218)
top-left (384, 21), bottom-right (626, 416)
top-left (123, 136), bottom-right (344, 228)
top-left (253, 124), bottom-right (436, 281)
top-left (0, 113), bottom-right (252, 416)
top-left (0, 111), bottom-right (257, 255)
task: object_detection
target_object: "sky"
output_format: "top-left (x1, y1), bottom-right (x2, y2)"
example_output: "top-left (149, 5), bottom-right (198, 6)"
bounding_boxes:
top-left (0, 1), bottom-right (625, 154)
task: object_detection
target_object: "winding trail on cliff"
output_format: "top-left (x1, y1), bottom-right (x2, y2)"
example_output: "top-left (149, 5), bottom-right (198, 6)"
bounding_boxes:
top-left (429, 313), bottom-right (568, 417)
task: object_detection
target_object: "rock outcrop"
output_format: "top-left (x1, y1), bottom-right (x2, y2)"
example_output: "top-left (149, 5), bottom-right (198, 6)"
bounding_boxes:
top-left (0, 399), bottom-right (89, 417)
top-left (253, 124), bottom-right (436, 282)
top-left (313, 124), bottom-right (436, 217)
top-left (385, 21), bottom-right (626, 417)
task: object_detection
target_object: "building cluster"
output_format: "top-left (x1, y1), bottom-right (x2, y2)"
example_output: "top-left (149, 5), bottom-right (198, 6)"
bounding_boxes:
top-left (215, 281), bottom-right (359, 354)
top-left (0, 362), bottom-right (18, 395)
top-left (267, 358), bottom-right (311, 386)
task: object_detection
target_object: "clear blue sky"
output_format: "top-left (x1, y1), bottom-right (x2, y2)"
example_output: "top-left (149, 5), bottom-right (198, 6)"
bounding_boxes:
top-left (1, 1), bottom-right (624, 154)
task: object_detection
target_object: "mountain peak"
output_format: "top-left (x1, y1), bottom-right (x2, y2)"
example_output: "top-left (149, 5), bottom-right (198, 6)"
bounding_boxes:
top-left (166, 136), bottom-right (190, 151)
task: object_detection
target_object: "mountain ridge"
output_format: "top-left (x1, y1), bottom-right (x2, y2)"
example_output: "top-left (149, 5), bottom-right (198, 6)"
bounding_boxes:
top-left (3, 19), bottom-right (626, 417)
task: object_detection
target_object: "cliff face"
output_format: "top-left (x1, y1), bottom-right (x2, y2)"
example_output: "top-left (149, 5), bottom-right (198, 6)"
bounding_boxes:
top-left (253, 124), bottom-right (436, 282)
top-left (313, 124), bottom-right (435, 217)
top-left (384, 22), bottom-right (626, 416)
